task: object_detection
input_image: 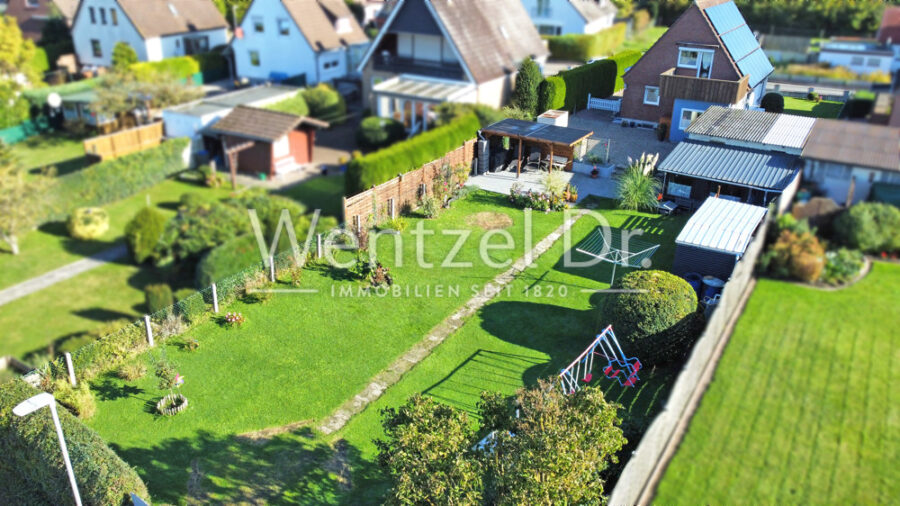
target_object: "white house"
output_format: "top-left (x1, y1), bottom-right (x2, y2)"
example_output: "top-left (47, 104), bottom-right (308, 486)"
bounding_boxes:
top-left (818, 39), bottom-right (894, 76)
top-left (71, 0), bottom-right (229, 68)
top-left (232, 0), bottom-right (370, 85)
top-left (522, 0), bottom-right (617, 36)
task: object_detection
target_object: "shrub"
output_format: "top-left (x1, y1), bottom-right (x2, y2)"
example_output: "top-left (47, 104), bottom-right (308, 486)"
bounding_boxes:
top-left (760, 229), bottom-right (826, 282)
top-left (264, 92), bottom-right (310, 117)
top-left (617, 154), bottom-right (661, 212)
top-left (117, 361), bottom-right (147, 381)
top-left (155, 200), bottom-right (247, 263)
top-left (53, 380), bottom-right (96, 419)
top-left (196, 234), bottom-right (263, 287)
top-left (346, 113), bottom-right (480, 194)
top-left (538, 76), bottom-right (566, 112)
top-left (833, 202), bottom-right (900, 253)
top-left (111, 42), bottom-right (138, 72)
top-left (545, 23), bottom-right (627, 61)
top-left (822, 248), bottom-right (864, 286)
top-left (807, 91), bottom-right (821, 101)
top-left (130, 56), bottom-right (200, 81)
top-left (67, 207), bottom-right (109, 240)
top-left (761, 92), bottom-right (785, 113)
top-left (633, 9), bottom-right (652, 33)
top-left (303, 83), bottom-right (346, 123)
top-left (599, 270), bottom-right (703, 364)
top-left (31, 47), bottom-right (50, 74)
top-left (40, 138), bottom-right (189, 225)
top-left (145, 283), bottom-right (174, 314)
top-left (0, 380), bottom-right (149, 504)
top-left (513, 57), bottom-right (542, 117)
top-left (189, 51), bottom-right (229, 82)
top-left (125, 206), bottom-right (169, 264)
top-left (843, 98), bottom-right (874, 119)
top-left (357, 116), bottom-right (406, 151)
top-left (542, 170), bottom-right (567, 196)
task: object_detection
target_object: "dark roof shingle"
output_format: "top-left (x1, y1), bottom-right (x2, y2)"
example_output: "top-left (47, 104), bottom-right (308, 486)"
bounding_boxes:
top-left (208, 106), bottom-right (326, 142)
top-left (802, 119), bottom-right (900, 172)
top-left (283, 0), bottom-right (369, 52)
top-left (115, 0), bottom-right (228, 38)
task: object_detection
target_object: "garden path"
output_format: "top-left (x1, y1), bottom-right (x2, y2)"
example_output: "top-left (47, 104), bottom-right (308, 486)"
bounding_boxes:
top-left (318, 209), bottom-right (590, 434)
top-left (0, 243), bottom-right (128, 307)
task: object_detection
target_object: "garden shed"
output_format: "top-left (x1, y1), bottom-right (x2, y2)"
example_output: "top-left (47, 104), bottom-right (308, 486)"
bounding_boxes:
top-left (479, 118), bottom-right (593, 174)
top-left (208, 106), bottom-right (328, 181)
top-left (672, 197), bottom-right (768, 280)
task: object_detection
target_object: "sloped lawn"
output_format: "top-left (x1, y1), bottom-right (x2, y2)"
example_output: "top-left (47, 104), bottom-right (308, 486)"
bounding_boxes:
top-left (655, 263), bottom-right (900, 504)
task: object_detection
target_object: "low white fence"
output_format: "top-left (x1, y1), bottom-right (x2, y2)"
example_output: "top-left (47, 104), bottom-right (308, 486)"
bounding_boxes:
top-left (587, 94), bottom-right (621, 113)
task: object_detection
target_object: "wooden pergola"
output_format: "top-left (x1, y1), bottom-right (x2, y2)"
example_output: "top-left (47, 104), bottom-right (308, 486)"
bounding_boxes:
top-left (480, 118), bottom-right (594, 176)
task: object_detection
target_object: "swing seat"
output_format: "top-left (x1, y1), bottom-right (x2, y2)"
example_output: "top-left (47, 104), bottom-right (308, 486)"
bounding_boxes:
top-left (582, 373), bottom-right (593, 383)
top-left (623, 376), bottom-right (637, 387)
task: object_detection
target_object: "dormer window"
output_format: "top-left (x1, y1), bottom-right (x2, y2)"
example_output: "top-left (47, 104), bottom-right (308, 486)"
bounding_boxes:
top-left (678, 47), bottom-right (714, 78)
top-left (335, 17), bottom-right (351, 34)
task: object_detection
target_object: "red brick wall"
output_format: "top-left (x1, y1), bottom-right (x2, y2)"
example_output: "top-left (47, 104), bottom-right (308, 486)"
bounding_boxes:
top-left (343, 139), bottom-right (476, 236)
top-left (620, 4), bottom-right (741, 124)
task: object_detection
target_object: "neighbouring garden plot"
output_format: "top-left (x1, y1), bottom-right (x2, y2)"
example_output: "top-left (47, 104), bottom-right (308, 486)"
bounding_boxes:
top-left (783, 97), bottom-right (843, 119)
top-left (84, 191), bottom-right (567, 503)
top-left (655, 263), bottom-right (900, 504)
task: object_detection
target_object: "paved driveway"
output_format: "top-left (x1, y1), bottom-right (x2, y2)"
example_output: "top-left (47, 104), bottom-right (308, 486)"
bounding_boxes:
top-left (568, 110), bottom-right (675, 168)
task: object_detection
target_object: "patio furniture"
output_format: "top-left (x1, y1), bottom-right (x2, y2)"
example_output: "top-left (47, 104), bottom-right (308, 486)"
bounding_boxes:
top-left (542, 155), bottom-right (568, 171)
top-left (659, 200), bottom-right (677, 215)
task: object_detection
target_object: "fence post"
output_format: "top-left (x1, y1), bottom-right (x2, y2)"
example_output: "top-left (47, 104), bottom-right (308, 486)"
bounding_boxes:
top-left (269, 255), bottom-right (276, 282)
top-left (316, 234), bottom-right (323, 259)
top-left (211, 283), bottom-right (219, 313)
top-left (144, 315), bottom-right (154, 347)
top-left (64, 352), bottom-right (76, 387)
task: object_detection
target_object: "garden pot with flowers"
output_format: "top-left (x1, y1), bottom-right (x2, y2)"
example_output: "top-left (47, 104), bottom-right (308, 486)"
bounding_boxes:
top-left (224, 312), bottom-right (245, 328)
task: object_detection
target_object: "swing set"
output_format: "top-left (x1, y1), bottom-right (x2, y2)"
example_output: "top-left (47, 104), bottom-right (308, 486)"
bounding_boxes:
top-left (558, 325), bottom-right (642, 393)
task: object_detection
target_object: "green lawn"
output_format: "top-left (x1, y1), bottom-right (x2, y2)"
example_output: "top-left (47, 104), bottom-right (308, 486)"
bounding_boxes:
top-left (655, 263), bottom-right (900, 504)
top-left (86, 192), bottom-right (568, 503)
top-left (783, 97), bottom-right (843, 119)
top-left (616, 27), bottom-right (667, 53)
top-left (88, 199), bottom-right (690, 503)
top-left (278, 174), bottom-right (346, 217)
top-left (11, 132), bottom-right (91, 178)
top-left (0, 179), bottom-right (239, 358)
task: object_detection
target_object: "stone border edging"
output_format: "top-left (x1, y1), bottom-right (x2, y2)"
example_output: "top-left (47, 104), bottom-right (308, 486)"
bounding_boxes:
top-left (317, 210), bottom-right (588, 435)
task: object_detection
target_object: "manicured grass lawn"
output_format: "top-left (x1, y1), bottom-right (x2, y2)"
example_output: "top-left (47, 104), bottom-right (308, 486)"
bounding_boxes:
top-left (86, 192), bottom-right (567, 503)
top-left (616, 27), bottom-right (667, 53)
top-left (783, 97), bottom-right (843, 119)
top-left (655, 263), bottom-right (900, 504)
top-left (88, 199), bottom-right (690, 503)
top-left (0, 179), bottom-right (239, 358)
top-left (278, 174), bottom-right (346, 217)
top-left (11, 132), bottom-right (91, 178)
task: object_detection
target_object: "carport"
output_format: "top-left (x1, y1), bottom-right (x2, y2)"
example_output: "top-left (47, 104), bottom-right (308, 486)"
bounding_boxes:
top-left (480, 118), bottom-right (593, 175)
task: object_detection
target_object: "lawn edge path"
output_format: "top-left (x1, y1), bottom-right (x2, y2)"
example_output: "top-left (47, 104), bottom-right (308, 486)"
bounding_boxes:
top-left (318, 210), bottom-right (589, 434)
top-left (0, 243), bottom-right (128, 307)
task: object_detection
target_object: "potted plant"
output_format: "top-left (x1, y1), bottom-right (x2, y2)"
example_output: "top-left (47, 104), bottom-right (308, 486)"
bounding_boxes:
top-left (588, 153), bottom-right (601, 178)
top-left (569, 184), bottom-right (579, 202)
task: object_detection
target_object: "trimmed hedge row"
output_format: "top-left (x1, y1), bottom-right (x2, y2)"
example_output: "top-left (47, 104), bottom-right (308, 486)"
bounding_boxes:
top-left (545, 23), bottom-right (627, 61)
top-left (40, 138), bottom-right (189, 225)
top-left (189, 51), bottom-right (230, 82)
top-left (610, 49), bottom-right (641, 93)
top-left (131, 56), bottom-right (201, 81)
top-left (345, 113), bottom-right (480, 195)
top-left (559, 60), bottom-right (617, 111)
top-left (0, 380), bottom-right (149, 505)
top-left (538, 76), bottom-right (566, 113)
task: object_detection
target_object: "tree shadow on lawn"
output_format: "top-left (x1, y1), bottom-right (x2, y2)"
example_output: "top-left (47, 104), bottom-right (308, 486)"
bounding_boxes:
top-left (28, 155), bottom-right (91, 177)
top-left (72, 307), bottom-right (136, 323)
top-left (112, 427), bottom-right (381, 504)
top-left (93, 375), bottom-right (145, 401)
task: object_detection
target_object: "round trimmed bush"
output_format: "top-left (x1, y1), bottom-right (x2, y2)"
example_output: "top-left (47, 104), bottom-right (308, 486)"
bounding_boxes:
top-left (760, 92), bottom-right (785, 113)
top-left (599, 270), bottom-right (703, 365)
top-left (125, 206), bottom-right (168, 264)
top-left (67, 207), bottom-right (109, 240)
top-left (145, 283), bottom-right (174, 314)
top-left (833, 202), bottom-right (900, 253)
top-left (357, 116), bottom-right (406, 151)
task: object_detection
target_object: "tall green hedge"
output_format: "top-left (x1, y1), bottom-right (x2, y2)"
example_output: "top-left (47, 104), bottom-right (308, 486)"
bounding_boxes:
top-left (559, 60), bottom-right (617, 111)
top-left (610, 50), bottom-right (641, 92)
top-left (346, 113), bottom-right (480, 195)
top-left (0, 380), bottom-right (149, 505)
top-left (40, 138), bottom-right (188, 224)
top-left (545, 23), bottom-right (627, 61)
top-left (131, 56), bottom-right (201, 81)
top-left (538, 76), bottom-right (566, 113)
top-left (189, 51), bottom-right (229, 82)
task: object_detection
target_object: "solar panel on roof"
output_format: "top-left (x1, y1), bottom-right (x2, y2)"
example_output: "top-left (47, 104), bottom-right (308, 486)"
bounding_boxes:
top-left (721, 24), bottom-right (760, 62)
top-left (736, 48), bottom-right (775, 88)
top-left (705, 1), bottom-right (743, 34)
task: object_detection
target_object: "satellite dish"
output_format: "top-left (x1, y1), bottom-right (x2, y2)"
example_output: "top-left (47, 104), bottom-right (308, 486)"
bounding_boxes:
top-left (47, 92), bottom-right (62, 108)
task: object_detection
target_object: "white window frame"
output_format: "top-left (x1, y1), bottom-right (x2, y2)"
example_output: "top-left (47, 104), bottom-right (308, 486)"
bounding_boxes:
top-left (277, 18), bottom-right (290, 36)
top-left (677, 47), bottom-right (715, 78)
top-left (679, 108), bottom-right (704, 130)
top-left (643, 86), bottom-right (660, 106)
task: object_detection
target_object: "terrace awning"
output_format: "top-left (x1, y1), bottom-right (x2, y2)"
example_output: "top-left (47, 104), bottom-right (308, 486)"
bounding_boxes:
top-left (373, 76), bottom-right (474, 102)
top-left (480, 119), bottom-right (594, 175)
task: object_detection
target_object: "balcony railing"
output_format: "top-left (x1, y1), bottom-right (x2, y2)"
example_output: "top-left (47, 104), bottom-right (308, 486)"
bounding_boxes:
top-left (659, 68), bottom-right (749, 105)
top-left (373, 53), bottom-right (465, 81)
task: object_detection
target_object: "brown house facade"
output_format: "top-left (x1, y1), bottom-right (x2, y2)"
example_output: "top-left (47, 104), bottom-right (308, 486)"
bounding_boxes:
top-left (620, 0), bottom-right (773, 142)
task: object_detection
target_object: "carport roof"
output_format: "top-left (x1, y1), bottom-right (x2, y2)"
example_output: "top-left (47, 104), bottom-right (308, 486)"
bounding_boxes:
top-left (659, 141), bottom-right (800, 191)
top-left (676, 197), bottom-right (768, 256)
top-left (481, 119), bottom-right (593, 147)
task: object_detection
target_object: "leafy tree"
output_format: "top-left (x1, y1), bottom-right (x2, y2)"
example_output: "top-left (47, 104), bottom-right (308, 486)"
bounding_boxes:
top-left (0, 16), bottom-right (44, 128)
top-left (480, 380), bottom-right (627, 504)
top-left (376, 395), bottom-right (483, 505)
top-left (512, 57), bottom-right (542, 118)
top-left (0, 143), bottom-right (53, 255)
top-left (125, 206), bottom-right (168, 263)
top-left (111, 42), bottom-right (138, 73)
top-left (212, 0), bottom-right (252, 26)
top-left (617, 153), bottom-right (661, 212)
top-left (93, 70), bottom-right (203, 125)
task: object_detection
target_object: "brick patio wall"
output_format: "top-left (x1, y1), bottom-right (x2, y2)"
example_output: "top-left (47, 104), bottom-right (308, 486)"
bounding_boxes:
top-left (342, 139), bottom-right (476, 235)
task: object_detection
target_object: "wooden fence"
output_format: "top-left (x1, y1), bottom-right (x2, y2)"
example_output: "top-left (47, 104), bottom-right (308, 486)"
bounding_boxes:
top-left (83, 121), bottom-right (164, 160)
top-left (342, 139), bottom-right (476, 236)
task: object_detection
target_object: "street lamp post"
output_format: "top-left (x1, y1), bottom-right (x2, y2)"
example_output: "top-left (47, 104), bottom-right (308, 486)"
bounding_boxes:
top-left (13, 392), bottom-right (83, 506)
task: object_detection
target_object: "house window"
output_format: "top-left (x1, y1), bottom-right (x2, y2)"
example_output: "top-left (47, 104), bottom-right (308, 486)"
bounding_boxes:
top-left (91, 39), bottom-right (102, 58)
top-left (536, 0), bottom-right (551, 16)
top-left (278, 18), bottom-right (290, 36)
top-left (867, 57), bottom-right (880, 67)
top-left (25, 0), bottom-right (39, 8)
top-left (643, 86), bottom-right (660, 105)
top-left (184, 36), bottom-right (209, 55)
top-left (253, 16), bottom-right (264, 33)
top-left (89, 6), bottom-right (96, 23)
top-left (111, 8), bottom-right (118, 26)
top-left (667, 181), bottom-right (692, 199)
top-left (323, 60), bottom-right (339, 69)
top-left (850, 56), bottom-right (864, 66)
top-left (678, 48), bottom-right (714, 78)
top-left (678, 49), bottom-right (699, 68)
top-left (100, 7), bottom-right (106, 25)
top-left (679, 108), bottom-right (704, 130)
top-left (249, 50), bottom-right (260, 66)
top-left (537, 25), bottom-right (561, 36)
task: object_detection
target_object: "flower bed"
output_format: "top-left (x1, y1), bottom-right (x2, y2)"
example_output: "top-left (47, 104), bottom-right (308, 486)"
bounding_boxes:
top-left (509, 183), bottom-right (568, 212)
top-left (156, 393), bottom-right (188, 416)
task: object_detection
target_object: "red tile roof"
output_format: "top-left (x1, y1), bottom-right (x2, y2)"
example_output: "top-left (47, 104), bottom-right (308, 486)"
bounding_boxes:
top-left (878, 6), bottom-right (900, 44)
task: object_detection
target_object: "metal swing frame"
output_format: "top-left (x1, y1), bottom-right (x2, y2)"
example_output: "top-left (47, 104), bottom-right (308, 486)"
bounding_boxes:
top-left (559, 325), bottom-right (642, 392)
